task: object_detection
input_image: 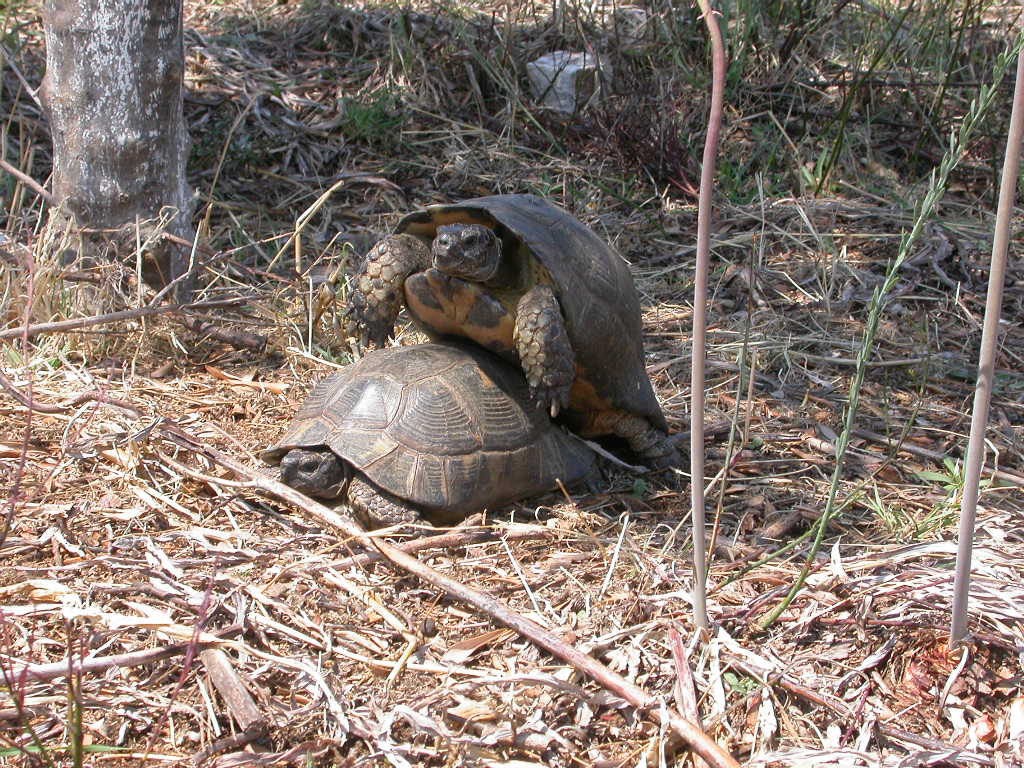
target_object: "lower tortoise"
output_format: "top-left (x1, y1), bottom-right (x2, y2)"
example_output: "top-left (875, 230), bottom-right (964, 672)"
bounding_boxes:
top-left (343, 194), bottom-right (677, 468)
top-left (261, 342), bottom-right (599, 528)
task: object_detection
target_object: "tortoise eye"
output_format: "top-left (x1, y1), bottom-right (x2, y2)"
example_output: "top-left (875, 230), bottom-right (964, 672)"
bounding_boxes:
top-left (300, 456), bottom-right (320, 474)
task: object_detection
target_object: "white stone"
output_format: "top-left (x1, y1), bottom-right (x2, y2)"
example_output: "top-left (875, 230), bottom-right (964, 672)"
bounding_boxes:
top-left (526, 51), bottom-right (612, 115)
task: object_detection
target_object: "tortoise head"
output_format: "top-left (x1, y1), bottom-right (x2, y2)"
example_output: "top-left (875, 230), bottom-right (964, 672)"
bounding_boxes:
top-left (279, 448), bottom-right (348, 499)
top-left (431, 223), bottom-right (502, 282)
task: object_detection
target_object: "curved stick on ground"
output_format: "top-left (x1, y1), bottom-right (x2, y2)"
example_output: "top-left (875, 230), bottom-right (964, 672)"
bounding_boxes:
top-left (13, 635), bottom-right (232, 682)
top-left (159, 424), bottom-right (741, 768)
top-left (0, 370), bottom-right (141, 417)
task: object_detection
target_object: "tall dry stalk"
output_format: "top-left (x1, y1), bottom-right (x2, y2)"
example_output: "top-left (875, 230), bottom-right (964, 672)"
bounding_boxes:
top-left (690, 0), bottom-right (726, 632)
top-left (950, 49), bottom-right (1024, 646)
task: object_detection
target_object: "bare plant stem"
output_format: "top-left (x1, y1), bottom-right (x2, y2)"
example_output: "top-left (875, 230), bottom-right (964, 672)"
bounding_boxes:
top-left (691, 0), bottom-right (726, 633)
top-left (950, 49), bottom-right (1024, 646)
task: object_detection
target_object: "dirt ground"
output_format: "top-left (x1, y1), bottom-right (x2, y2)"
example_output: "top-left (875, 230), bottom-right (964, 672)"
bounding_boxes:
top-left (3, 0), bottom-right (1024, 766)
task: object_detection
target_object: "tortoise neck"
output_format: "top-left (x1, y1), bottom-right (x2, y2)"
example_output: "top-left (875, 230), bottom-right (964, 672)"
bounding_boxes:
top-left (482, 245), bottom-right (522, 289)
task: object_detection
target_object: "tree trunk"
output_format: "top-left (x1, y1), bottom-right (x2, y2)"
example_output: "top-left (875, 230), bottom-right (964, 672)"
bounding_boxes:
top-left (40, 0), bottom-right (192, 293)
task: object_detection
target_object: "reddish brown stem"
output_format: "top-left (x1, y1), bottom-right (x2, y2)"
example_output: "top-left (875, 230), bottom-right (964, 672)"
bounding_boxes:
top-left (690, 0), bottom-right (727, 631)
top-left (321, 525), bottom-right (554, 572)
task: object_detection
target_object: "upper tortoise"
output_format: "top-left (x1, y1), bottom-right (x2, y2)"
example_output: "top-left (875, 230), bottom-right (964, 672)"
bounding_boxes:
top-left (343, 194), bottom-right (676, 466)
top-left (261, 342), bottom-right (598, 528)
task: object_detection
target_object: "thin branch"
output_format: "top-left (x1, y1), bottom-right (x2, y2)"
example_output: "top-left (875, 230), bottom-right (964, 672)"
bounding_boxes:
top-left (319, 525), bottom-right (554, 572)
top-left (10, 636), bottom-right (230, 682)
top-left (0, 158), bottom-right (56, 206)
top-left (950, 48), bottom-right (1024, 646)
top-left (0, 377), bottom-right (143, 417)
top-left (0, 298), bottom-right (247, 341)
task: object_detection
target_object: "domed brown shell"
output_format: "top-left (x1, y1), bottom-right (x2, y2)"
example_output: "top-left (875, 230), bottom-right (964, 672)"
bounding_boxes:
top-left (261, 342), bottom-right (597, 515)
top-left (396, 194), bottom-right (668, 432)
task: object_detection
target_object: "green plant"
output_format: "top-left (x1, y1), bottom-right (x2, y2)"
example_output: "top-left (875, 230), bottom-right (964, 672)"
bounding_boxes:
top-left (813, 2), bottom-right (916, 195)
top-left (864, 481), bottom-right (956, 539)
top-left (917, 456), bottom-right (992, 506)
top-left (340, 91), bottom-right (405, 146)
top-left (723, 671), bottom-right (760, 696)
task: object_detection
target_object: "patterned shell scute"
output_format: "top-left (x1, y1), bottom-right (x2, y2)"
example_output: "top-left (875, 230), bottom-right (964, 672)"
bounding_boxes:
top-left (396, 194), bottom-right (668, 431)
top-left (263, 342), bottom-right (597, 513)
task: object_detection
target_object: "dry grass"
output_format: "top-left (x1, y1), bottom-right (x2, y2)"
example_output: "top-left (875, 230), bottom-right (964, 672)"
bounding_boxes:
top-left (3, 0), bottom-right (1024, 765)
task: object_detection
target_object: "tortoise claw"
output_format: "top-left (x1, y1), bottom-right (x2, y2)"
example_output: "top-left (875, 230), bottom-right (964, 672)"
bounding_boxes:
top-left (342, 305), bottom-right (390, 350)
top-left (529, 379), bottom-right (571, 421)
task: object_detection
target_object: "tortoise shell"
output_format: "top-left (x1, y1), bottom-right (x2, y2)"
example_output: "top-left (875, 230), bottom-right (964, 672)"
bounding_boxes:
top-left (261, 342), bottom-right (597, 516)
top-left (395, 194), bottom-right (668, 432)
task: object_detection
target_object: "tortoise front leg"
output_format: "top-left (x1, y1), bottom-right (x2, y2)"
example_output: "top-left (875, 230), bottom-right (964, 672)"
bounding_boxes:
top-left (346, 475), bottom-right (423, 529)
top-left (344, 234), bottom-right (431, 348)
top-left (513, 285), bottom-right (575, 417)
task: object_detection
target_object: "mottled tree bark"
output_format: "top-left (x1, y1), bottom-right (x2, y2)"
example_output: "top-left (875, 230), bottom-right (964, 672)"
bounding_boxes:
top-left (40, 0), bottom-right (192, 291)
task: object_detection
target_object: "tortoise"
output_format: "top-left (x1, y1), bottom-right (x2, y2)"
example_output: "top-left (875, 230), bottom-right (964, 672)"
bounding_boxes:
top-left (343, 193), bottom-right (676, 467)
top-left (260, 342), bottom-right (599, 528)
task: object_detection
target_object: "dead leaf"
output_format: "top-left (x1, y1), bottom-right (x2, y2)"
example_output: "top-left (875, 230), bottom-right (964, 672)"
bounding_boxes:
top-left (441, 629), bottom-right (515, 664)
top-left (970, 714), bottom-right (996, 744)
top-left (205, 365), bottom-right (288, 394)
top-left (446, 697), bottom-right (497, 724)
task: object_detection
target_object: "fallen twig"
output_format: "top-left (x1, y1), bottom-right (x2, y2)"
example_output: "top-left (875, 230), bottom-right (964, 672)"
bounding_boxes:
top-left (853, 428), bottom-right (1024, 487)
top-left (0, 298), bottom-right (248, 341)
top-left (313, 524), bottom-right (555, 573)
top-left (0, 371), bottom-right (143, 417)
top-left (178, 315), bottom-right (268, 352)
top-left (0, 368), bottom-right (68, 415)
top-left (10, 633), bottom-right (234, 682)
top-left (201, 648), bottom-right (267, 735)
